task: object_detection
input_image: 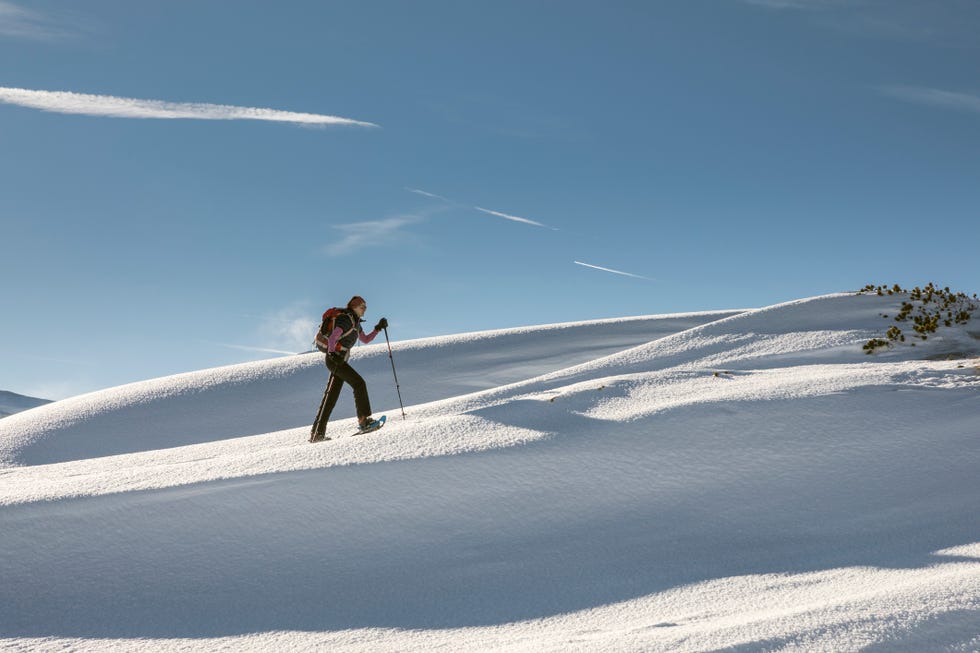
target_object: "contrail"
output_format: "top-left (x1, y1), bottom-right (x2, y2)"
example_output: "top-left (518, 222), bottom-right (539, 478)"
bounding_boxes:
top-left (574, 260), bottom-right (653, 280)
top-left (877, 85), bottom-right (980, 115)
top-left (405, 187), bottom-right (453, 202)
top-left (0, 86), bottom-right (378, 127)
top-left (475, 206), bottom-right (555, 230)
top-left (408, 188), bottom-right (557, 230)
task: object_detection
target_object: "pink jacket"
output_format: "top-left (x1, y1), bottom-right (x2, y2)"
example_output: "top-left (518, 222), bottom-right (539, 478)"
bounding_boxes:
top-left (326, 324), bottom-right (379, 354)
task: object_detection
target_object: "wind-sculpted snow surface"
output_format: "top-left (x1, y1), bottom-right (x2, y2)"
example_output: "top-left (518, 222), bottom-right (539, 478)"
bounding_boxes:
top-left (1, 294), bottom-right (978, 652)
top-left (0, 310), bottom-right (737, 466)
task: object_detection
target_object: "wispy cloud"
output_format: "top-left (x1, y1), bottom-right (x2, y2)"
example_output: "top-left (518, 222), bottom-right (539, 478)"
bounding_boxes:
top-left (741, 0), bottom-right (848, 10)
top-left (257, 305), bottom-right (319, 354)
top-left (0, 86), bottom-right (379, 127)
top-left (20, 354), bottom-right (95, 366)
top-left (326, 215), bottom-right (423, 256)
top-left (474, 206), bottom-right (555, 230)
top-left (0, 1), bottom-right (76, 41)
top-left (742, 1), bottom-right (978, 45)
top-left (878, 85), bottom-right (980, 115)
top-left (212, 304), bottom-right (319, 357)
top-left (574, 261), bottom-right (654, 281)
top-left (209, 342), bottom-right (299, 356)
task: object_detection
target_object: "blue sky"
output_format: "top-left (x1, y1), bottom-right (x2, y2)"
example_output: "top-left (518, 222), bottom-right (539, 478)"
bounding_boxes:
top-left (2, 0), bottom-right (978, 399)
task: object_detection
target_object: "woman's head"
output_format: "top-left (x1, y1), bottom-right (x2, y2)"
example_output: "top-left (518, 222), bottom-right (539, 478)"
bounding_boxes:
top-left (347, 296), bottom-right (367, 315)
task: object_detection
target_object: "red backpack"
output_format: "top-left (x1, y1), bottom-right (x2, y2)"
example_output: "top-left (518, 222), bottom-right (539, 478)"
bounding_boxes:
top-left (314, 308), bottom-right (355, 353)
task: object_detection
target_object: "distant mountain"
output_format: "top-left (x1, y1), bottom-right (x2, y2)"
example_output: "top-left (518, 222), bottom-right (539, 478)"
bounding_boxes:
top-left (0, 390), bottom-right (51, 419)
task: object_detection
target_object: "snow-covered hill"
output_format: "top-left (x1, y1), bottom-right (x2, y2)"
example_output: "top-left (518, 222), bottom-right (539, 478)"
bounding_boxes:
top-left (1, 295), bottom-right (978, 652)
top-left (0, 390), bottom-right (50, 419)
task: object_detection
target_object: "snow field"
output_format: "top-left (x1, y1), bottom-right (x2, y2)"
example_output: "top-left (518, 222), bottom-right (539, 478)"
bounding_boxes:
top-left (0, 294), bottom-right (977, 651)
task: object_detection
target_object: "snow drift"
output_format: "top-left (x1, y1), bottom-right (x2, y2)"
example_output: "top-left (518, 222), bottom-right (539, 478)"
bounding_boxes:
top-left (0, 294), bottom-right (978, 652)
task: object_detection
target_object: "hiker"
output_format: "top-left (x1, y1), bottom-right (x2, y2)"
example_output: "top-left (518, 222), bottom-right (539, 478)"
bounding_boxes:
top-left (310, 296), bottom-right (388, 442)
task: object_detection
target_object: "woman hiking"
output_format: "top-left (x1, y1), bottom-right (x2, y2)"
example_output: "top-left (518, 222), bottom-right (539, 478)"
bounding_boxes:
top-left (310, 295), bottom-right (388, 442)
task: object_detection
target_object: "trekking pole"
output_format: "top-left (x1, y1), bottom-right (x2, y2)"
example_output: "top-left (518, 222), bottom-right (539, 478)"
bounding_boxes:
top-left (383, 327), bottom-right (406, 419)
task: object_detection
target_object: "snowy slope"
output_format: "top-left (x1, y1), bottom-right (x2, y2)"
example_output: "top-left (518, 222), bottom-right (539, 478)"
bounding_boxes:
top-left (0, 390), bottom-right (50, 419)
top-left (0, 294), bottom-right (978, 652)
top-left (0, 310), bottom-right (737, 466)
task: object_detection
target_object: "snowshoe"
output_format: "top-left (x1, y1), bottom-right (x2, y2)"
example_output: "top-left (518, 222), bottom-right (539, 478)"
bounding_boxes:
top-left (354, 415), bottom-right (386, 436)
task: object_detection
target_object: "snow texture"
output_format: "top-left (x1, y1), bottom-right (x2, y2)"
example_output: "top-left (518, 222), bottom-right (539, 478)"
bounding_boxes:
top-left (0, 296), bottom-right (977, 652)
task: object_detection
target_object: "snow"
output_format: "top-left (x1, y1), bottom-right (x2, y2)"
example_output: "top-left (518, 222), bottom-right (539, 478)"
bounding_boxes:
top-left (0, 295), bottom-right (978, 652)
top-left (0, 390), bottom-right (50, 419)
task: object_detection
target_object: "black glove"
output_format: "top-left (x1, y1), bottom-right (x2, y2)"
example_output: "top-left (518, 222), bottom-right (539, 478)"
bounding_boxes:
top-left (374, 317), bottom-right (388, 331)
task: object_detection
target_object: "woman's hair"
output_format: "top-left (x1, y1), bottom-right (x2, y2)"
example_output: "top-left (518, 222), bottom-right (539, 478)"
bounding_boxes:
top-left (347, 296), bottom-right (366, 310)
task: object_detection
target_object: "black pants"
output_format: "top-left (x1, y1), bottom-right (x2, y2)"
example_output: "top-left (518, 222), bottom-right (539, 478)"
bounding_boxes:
top-left (312, 354), bottom-right (372, 435)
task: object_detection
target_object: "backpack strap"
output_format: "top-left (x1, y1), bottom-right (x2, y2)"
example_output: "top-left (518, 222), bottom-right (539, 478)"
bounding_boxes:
top-left (333, 311), bottom-right (358, 350)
